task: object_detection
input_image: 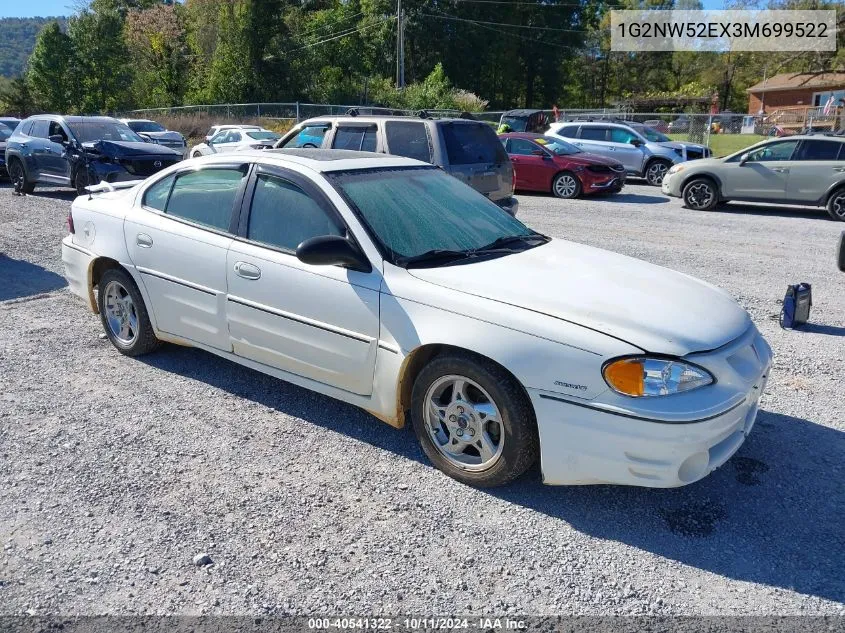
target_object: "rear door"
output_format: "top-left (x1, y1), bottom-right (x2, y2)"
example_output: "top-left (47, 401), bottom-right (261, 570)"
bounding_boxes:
top-left (575, 125), bottom-right (612, 158)
top-left (27, 119), bottom-right (52, 181)
top-left (786, 139), bottom-right (845, 203)
top-left (384, 120), bottom-right (432, 163)
top-left (331, 124), bottom-right (379, 152)
top-left (440, 121), bottom-right (512, 202)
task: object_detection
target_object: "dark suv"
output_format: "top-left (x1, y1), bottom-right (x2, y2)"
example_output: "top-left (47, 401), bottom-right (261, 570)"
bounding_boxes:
top-left (5, 115), bottom-right (182, 195)
top-left (275, 114), bottom-right (518, 215)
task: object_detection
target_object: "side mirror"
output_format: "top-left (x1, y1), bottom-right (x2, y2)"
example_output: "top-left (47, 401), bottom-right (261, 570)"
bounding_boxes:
top-left (739, 153), bottom-right (750, 165)
top-left (531, 149), bottom-right (547, 157)
top-left (48, 134), bottom-right (66, 145)
top-left (296, 235), bottom-right (371, 273)
top-left (837, 231), bottom-right (845, 273)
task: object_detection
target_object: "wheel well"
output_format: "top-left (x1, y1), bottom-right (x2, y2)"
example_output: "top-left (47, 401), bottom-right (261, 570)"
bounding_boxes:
top-left (88, 257), bottom-right (124, 312)
top-left (645, 156), bottom-right (672, 171)
top-left (395, 343), bottom-right (534, 427)
top-left (681, 173), bottom-right (720, 196)
top-left (823, 183), bottom-right (845, 205)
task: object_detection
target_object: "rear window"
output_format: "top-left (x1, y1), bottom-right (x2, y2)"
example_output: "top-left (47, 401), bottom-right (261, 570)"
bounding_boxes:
top-left (795, 139), bottom-right (843, 161)
top-left (442, 122), bottom-right (508, 165)
top-left (30, 120), bottom-right (50, 139)
top-left (554, 125), bottom-right (579, 138)
top-left (385, 121), bottom-right (432, 162)
top-left (333, 125), bottom-right (378, 152)
top-left (163, 168), bottom-right (246, 231)
top-left (580, 127), bottom-right (608, 141)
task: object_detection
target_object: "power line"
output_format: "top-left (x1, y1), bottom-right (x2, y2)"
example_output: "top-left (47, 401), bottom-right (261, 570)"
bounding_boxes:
top-left (285, 17), bottom-right (396, 54)
top-left (419, 11), bottom-right (584, 33)
top-left (294, 11), bottom-right (366, 39)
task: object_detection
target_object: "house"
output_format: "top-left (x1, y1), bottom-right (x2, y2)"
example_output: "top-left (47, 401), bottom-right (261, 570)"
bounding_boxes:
top-left (747, 72), bottom-right (845, 114)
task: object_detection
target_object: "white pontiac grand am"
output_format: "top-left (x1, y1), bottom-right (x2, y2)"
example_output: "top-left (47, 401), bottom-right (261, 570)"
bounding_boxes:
top-left (61, 149), bottom-right (772, 488)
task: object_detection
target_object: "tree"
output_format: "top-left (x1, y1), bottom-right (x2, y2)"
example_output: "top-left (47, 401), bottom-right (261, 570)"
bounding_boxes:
top-left (27, 21), bottom-right (76, 113)
top-left (125, 4), bottom-right (188, 107)
top-left (0, 76), bottom-right (35, 117)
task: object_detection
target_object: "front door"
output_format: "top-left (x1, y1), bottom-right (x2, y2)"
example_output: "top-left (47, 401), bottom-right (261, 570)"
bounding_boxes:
top-left (720, 140), bottom-right (799, 199)
top-left (607, 127), bottom-right (647, 174)
top-left (507, 137), bottom-right (553, 191)
top-left (125, 165), bottom-right (249, 350)
top-left (226, 166), bottom-right (380, 396)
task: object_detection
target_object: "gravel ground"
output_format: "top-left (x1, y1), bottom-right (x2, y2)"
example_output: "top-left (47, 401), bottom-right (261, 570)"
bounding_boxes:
top-left (0, 179), bottom-right (843, 617)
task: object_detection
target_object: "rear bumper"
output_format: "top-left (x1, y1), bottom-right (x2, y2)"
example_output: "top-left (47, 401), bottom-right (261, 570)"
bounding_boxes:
top-left (61, 236), bottom-right (96, 312)
top-left (496, 196), bottom-right (519, 217)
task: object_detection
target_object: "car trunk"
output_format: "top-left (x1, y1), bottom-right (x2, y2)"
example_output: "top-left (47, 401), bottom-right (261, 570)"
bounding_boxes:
top-left (440, 121), bottom-right (513, 203)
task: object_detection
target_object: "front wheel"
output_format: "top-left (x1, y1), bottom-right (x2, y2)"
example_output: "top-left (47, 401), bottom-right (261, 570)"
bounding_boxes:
top-left (551, 171), bottom-right (581, 199)
top-left (682, 178), bottom-right (720, 211)
top-left (73, 167), bottom-right (91, 196)
top-left (645, 159), bottom-right (671, 186)
top-left (9, 158), bottom-right (35, 194)
top-left (826, 189), bottom-right (845, 221)
top-left (97, 268), bottom-right (161, 356)
top-left (410, 352), bottom-right (539, 487)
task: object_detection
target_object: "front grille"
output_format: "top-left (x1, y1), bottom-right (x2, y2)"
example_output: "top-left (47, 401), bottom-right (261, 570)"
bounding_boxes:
top-left (587, 164), bottom-right (611, 173)
top-left (610, 164), bottom-right (625, 172)
top-left (120, 158), bottom-right (178, 177)
top-left (160, 140), bottom-right (185, 149)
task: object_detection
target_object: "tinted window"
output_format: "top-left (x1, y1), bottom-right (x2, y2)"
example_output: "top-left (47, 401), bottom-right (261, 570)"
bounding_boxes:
top-left (609, 127), bottom-right (639, 144)
top-left (579, 127), bottom-right (608, 141)
top-left (555, 125), bottom-right (579, 138)
top-left (48, 121), bottom-right (68, 142)
top-left (30, 120), bottom-right (50, 139)
top-left (17, 121), bottom-right (32, 136)
top-left (247, 174), bottom-right (344, 252)
top-left (165, 168), bottom-right (245, 231)
top-left (385, 121), bottom-right (431, 162)
top-left (508, 138), bottom-right (539, 156)
top-left (128, 121), bottom-right (166, 133)
top-left (0, 124), bottom-right (11, 141)
top-left (500, 116), bottom-right (528, 132)
top-left (281, 124), bottom-right (331, 148)
top-left (68, 121), bottom-right (144, 143)
top-left (442, 122), bottom-right (508, 165)
top-left (143, 174), bottom-right (175, 211)
top-left (333, 125), bottom-right (377, 151)
top-left (744, 140), bottom-right (799, 162)
top-left (795, 140), bottom-right (842, 161)
top-left (245, 131), bottom-right (280, 141)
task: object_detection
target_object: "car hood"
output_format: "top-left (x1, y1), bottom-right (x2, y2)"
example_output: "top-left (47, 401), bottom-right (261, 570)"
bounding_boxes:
top-left (82, 140), bottom-right (181, 158)
top-left (660, 140), bottom-right (707, 151)
top-left (137, 131), bottom-right (183, 142)
top-left (564, 152), bottom-right (622, 168)
top-left (407, 240), bottom-right (750, 356)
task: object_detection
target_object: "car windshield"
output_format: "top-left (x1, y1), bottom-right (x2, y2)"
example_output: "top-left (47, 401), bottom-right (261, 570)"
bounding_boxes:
top-left (500, 116), bottom-right (528, 132)
top-left (128, 121), bottom-right (166, 133)
top-left (246, 131), bottom-right (280, 141)
top-left (329, 167), bottom-right (543, 266)
top-left (534, 136), bottom-right (580, 155)
top-left (639, 126), bottom-right (670, 142)
top-left (68, 120), bottom-right (144, 143)
top-left (0, 124), bottom-right (11, 141)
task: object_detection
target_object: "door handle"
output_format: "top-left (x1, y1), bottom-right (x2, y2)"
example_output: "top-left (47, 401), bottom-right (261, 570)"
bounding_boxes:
top-left (833, 167), bottom-right (845, 172)
top-left (136, 233), bottom-right (153, 248)
top-left (771, 167), bottom-right (789, 173)
top-left (234, 261), bottom-right (261, 280)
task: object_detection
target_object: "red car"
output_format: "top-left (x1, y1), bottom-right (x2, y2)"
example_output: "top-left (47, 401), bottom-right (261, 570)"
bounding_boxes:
top-left (499, 133), bottom-right (625, 199)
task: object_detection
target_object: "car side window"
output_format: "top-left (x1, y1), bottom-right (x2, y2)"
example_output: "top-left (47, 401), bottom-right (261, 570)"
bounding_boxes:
top-left (211, 131), bottom-right (229, 144)
top-left (579, 126), bottom-right (608, 141)
top-left (280, 124), bottom-right (331, 149)
top-left (247, 174), bottom-right (344, 252)
top-left (48, 121), bottom-right (68, 142)
top-left (333, 125), bottom-right (378, 151)
top-left (509, 139), bottom-right (539, 156)
top-left (30, 120), bottom-right (50, 139)
top-left (143, 174), bottom-right (176, 211)
top-left (385, 121), bottom-right (432, 162)
top-left (745, 140), bottom-right (799, 163)
top-left (609, 128), bottom-right (638, 144)
top-left (556, 125), bottom-right (578, 138)
top-left (228, 132), bottom-right (242, 143)
top-left (164, 168), bottom-right (246, 231)
top-left (794, 140), bottom-right (842, 161)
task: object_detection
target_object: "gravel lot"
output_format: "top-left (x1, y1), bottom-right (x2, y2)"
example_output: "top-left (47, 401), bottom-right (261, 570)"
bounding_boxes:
top-left (1, 178), bottom-right (843, 617)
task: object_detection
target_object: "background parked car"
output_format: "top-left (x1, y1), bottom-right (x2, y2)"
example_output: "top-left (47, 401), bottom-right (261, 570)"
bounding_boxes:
top-left (0, 117), bottom-right (21, 132)
top-left (500, 132), bottom-right (625, 198)
top-left (661, 135), bottom-right (845, 221)
top-left (276, 114), bottom-right (519, 215)
top-left (120, 118), bottom-right (188, 158)
top-left (626, 121), bottom-right (711, 161)
top-left (546, 120), bottom-right (684, 186)
top-left (643, 119), bottom-right (669, 133)
top-left (0, 122), bottom-right (12, 177)
top-left (668, 115), bottom-right (690, 133)
top-left (4, 115), bottom-right (182, 195)
top-left (498, 109), bottom-right (548, 133)
top-left (191, 128), bottom-right (281, 157)
top-left (203, 124), bottom-right (262, 143)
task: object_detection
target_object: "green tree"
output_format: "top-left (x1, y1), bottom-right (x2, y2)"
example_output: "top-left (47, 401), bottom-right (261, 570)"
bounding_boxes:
top-left (0, 75), bottom-right (35, 117)
top-left (26, 21), bottom-right (76, 113)
top-left (125, 4), bottom-right (188, 107)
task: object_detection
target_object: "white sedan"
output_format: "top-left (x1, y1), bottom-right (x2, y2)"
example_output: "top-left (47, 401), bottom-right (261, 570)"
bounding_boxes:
top-left (61, 150), bottom-right (771, 488)
top-left (190, 128), bottom-right (280, 158)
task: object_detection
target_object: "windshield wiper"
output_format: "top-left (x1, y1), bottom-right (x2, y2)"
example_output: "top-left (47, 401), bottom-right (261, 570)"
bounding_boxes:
top-left (396, 249), bottom-right (474, 267)
top-left (476, 233), bottom-right (549, 252)
top-left (397, 234), bottom-right (549, 269)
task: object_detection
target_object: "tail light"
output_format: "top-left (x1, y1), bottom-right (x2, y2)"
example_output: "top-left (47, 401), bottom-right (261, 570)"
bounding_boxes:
top-left (67, 209), bottom-right (75, 234)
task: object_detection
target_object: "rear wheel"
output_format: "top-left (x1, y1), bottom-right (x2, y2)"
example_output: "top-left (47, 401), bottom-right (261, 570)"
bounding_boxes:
top-left (826, 188), bottom-right (845, 221)
top-left (551, 171), bottom-right (581, 199)
top-left (410, 352), bottom-right (539, 487)
top-left (682, 178), bottom-right (719, 211)
top-left (645, 159), bottom-right (671, 186)
top-left (73, 167), bottom-right (91, 196)
top-left (9, 158), bottom-right (35, 194)
top-left (97, 268), bottom-right (161, 356)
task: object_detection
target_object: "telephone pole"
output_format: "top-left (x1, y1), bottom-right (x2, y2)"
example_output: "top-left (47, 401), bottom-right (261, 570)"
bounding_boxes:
top-left (396, 0), bottom-right (405, 88)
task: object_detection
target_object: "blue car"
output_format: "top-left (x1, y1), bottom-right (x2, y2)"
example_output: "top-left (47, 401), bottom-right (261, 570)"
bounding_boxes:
top-left (5, 115), bottom-right (182, 195)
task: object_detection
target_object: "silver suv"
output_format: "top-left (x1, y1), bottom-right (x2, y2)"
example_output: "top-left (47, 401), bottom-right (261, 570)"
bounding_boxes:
top-left (275, 114), bottom-right (518, 215)
top-left (661, 135), bottom-right (845, 221)
top-left (546, 120), bottom-right (688, 186)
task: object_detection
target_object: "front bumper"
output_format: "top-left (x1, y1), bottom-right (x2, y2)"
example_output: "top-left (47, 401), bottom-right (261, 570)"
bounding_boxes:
top-left (661, 171), bottom-right (683, 197)
top-left (495, 196), bottom-right (519, 217)
top-left (583, 174), bottom-right (624, 193)
top-left (61, 236), bottom-right (97, 312)
top-left (532, 328), bottom-right (772, 487)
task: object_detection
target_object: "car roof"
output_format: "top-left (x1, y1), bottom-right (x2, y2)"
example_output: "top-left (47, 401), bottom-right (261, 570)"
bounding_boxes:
top-left (499, 132), bottom-right (545, 140)
top-left (193, 148), bottom-right (429, 173)
top-left (296, 115), bottom-right (483, 126)
top-left (28, 114), bottom-right (120, 123)
top-left (503, 109), bottom-right (544, 117)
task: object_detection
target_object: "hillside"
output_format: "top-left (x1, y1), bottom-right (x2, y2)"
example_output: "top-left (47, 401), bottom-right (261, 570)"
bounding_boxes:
top-left (0, 16), bottom-right (68, 78)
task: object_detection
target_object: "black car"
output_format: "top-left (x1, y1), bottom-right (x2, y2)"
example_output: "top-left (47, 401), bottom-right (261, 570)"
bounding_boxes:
top-left (0, 122), bottom-right (13, 176)
top-left (498, 109), bottom-right (549, 134)
top-left (4, 115), bottom-right (182, 195)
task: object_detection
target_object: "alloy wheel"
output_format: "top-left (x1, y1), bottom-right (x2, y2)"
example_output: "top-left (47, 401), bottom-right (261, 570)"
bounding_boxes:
top-left (831, 194), bottom-right (845, 220)
top-left (103, 280), bottom-right (139, 345)
top-left (423, 375), bottom-right (504, 472)
top-left (554, 174), bottom-right (578, 198)
top-left (686, 182), bottom-right (714, 209)
top-left (646, 162), bottom-right (669, 186)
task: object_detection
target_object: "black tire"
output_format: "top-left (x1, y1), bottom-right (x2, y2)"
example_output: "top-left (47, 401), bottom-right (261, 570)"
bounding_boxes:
top-left (551, 171), bottom-right (581, 199)
top-left (97, 268), bottom-right (161, 356)
top-left (8, 158), bottom-right (35, 194)
top-left (73, 167), bottom-right (91, 196)
top-left (302, 143), bottom-right (317, 148)
top-left (410, 352), bottom-right (539, 487)
top-left (826, 188), bottom-right (845, 222)
top-left (682, 177), bottom-right (720, 211)
top-left (644, 159), bottom-right (671, 186)
top-left (191, 150), bottom-right (202, 159)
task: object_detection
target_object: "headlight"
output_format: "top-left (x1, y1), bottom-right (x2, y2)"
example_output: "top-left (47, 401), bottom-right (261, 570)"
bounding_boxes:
top-left (667, 164), bottom-right (685, 175)
top-left (602, 357), bottom-right (713, 397)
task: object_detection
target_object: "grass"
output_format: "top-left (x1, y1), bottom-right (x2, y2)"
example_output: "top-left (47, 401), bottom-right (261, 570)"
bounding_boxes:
top-left (668, 133), bottom-right (769, 157)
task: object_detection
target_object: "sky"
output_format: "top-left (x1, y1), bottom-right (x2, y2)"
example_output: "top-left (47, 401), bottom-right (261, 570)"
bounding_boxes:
top-left (1, 0), bottom-right (728, 18)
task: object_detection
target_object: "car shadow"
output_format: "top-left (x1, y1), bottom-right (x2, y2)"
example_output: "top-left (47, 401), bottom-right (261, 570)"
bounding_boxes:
top-left (0, 180), bottom-right (76, 201)
top-left (715, 202), bottom-right (830, 221)
top-left (796, 322), bottom-right (845, 337)
top-left (0, 254), bottom-right (67, 301)
top-left (605, 192), bottom-right (669, 204)
top-left (139, 344), bottom-right (844, 603)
